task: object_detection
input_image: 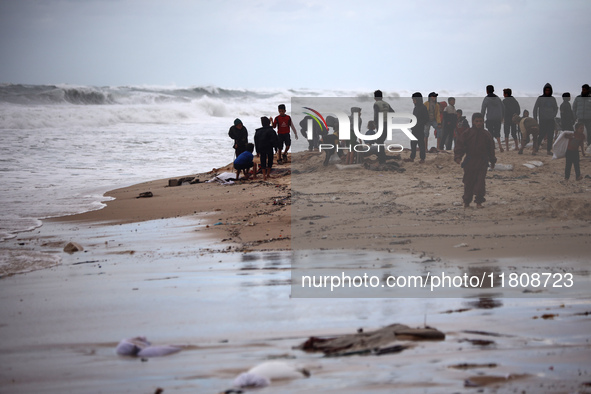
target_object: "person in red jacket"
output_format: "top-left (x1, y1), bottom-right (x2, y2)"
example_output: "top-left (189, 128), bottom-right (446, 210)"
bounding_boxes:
top-left (271, 104), bottom-right (298, 164)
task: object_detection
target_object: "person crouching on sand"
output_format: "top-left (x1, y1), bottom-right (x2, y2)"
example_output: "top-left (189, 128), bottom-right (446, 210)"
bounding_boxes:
top-left (512, 113), bottom-right (539, 155)
top-left (233, 143), bottom-right (255, 180)
top-left (454, 113), bottom-right (497, 209)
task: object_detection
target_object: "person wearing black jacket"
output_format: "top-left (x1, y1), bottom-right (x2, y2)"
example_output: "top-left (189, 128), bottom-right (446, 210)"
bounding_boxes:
top-left (560, 92), bottom-right (575, 131)
top-left (228, 118), bottom-right (248, 157)
top-left (533, 83), bottom-right (558, 155)
top-left (502, 88), bottom-right (521, 151)
top-left (405, 92), bottom-right (429, 163)
top-left (254, 117), bottom-right (279, 181)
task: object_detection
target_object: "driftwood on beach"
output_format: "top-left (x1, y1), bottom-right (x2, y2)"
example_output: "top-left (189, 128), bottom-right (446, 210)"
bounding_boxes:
top-left (297, 323), bottom-right (445, 357)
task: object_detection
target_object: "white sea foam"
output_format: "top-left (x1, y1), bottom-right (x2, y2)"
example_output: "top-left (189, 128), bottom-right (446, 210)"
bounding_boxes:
top-left (0, 84), bottom-right (541, 242)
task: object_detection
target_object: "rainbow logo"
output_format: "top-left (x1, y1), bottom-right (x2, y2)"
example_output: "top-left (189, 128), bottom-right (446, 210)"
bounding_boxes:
top-left (302, 107), bottom-right (328, 131)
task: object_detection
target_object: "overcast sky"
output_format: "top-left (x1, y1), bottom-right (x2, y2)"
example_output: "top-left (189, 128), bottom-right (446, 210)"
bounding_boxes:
top-left (1, 0), bottom-right (589, 94)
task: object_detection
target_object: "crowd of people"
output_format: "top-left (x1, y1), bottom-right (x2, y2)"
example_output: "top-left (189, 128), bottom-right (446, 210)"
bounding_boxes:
top-left (228, 104), bottom-right (299, 181)
top-left (227, 84), bottom-right (589, 207)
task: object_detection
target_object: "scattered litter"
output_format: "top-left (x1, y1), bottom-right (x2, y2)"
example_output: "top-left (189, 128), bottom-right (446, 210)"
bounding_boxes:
top-left (206, 172), bottom-right (236, 185)
top-left (523, 163), bottom-right (536, 169)
top-left (492, 163), bottom-right (513, 171)
top-left (389, 239), bottom-right (411, 245)
top-left (464, 374), bottom-right (529, 388)
top-left (335, 164), bottom-right (364, 170)
top-left (297, 323), bottom-right (444, 357)
top-left (449, 362), bottom-right (497, 370)
top-left (233, 361), bottom-right (310, 389)
top-left (454, 243), bottom-right (468, 248)
top-left (116, 337), bottom-right (182, 358)
top-left (553, 130), bottom-right (573, 159)
top-left (168, 176), bottom-right (195, 187)
top-left (527, 160), bottom-right (543, 167)
top-left (136, 191), bottom-right (153, 198)
top-left (64, 242), bottom-right (84, 254)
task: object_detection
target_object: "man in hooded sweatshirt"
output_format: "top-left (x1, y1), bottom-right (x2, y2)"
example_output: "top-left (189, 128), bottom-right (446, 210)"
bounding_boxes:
top-left (572, 83), bottom-right (591, 147)
top-left (533, 83), bottom-right (558, 155)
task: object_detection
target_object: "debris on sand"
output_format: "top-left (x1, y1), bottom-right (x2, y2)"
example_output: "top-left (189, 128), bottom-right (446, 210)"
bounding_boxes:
top-left (296, 323), bottom-right (444, 357)
top-left (115, 337), bottom-right (182, 358)
top-left (63, 241), bottom-right (84, 254)
top-left (232, 360), bottom-right (310, 389)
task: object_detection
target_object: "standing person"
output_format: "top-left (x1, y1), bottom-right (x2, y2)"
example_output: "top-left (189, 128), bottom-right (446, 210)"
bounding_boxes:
top-left (560, 93), bottom-right (575, 132)
top-left (346, 107), bottom-right (362, 164)
top-left (502, 88), bottom-right (521, 151)
top-left (254, 117), bottom-right (279, 181)
top-left (533, 83), bottom-right (558, 155)
top-left (564, 122), bottom-right (586, 181)
top-left (423, 92), bottom-right (441, 151)
top-left (480, 85), bottom-right (504, 152)
top-left (454, 109), bottom-right (470, 142)
top-left (441, 97), bottom-right (457, 150)
top-left (272, 104), bottom-right (299, 164)
top-left (404, 92), bottom-right (428, 163)
top-left (572, 84), bottom-right (591, 147)
top-left (321, 116), bottom-right (339, 166)
top-left (373, 90), bottom-right (394, 164)
top-left (228, 118), bottom-right (248, 158)
top-left (437, 100), bottom-right (448, 150)
top-left (454, 113), bottom-right (497, 209)
top-left (233, 143), bottom-right (255, 180)
top-left (299, 115), bottom-right (321, 151)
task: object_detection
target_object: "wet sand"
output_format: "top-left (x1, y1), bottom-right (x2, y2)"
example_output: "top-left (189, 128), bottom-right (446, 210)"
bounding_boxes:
top-left (1, 149), bottom-right (591, 393)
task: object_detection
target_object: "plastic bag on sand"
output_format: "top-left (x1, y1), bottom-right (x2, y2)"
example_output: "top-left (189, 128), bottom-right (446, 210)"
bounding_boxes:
top-left (492, 163), bottom-right (513, 171)
top-left (553, 130), bottom-right (573, 159)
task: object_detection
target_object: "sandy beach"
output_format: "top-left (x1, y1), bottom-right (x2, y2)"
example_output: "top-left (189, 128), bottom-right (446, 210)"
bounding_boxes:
top-left (1, 147), bottom-right (591, 393)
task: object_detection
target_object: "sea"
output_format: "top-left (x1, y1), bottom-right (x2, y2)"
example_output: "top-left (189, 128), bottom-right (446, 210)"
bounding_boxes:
top-left (0, 83), bottom-right (542, 243)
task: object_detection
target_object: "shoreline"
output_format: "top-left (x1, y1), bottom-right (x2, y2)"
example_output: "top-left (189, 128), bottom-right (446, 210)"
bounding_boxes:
top-left (1, 149), bottom-right (591, 392)
top-left (50, 148), bottom-right (591, 261)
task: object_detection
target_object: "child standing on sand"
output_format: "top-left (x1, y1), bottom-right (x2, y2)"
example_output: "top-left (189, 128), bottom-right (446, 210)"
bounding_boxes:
top-left (272, 104), bottom-right (298, 164)
top-left (564, 122), bottom-right (586, 181)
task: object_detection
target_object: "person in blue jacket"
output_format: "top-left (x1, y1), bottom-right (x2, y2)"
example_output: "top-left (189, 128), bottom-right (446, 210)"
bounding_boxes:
top-left (233, 143), bottom-right (254, 180)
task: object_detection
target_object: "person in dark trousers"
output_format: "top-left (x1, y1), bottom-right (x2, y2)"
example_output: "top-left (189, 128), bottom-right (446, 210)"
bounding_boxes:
top-left (533, 83), bottom-right (558, 155)
top-left (502, 88), bottom-right (521, 151)
top-left (254, 117), bottom-right (279, 181)
top-left (299, 115), bottom-right (322, 151)
top-left (405, 92), bottom-right (428, 163)
top-left (560, 92), bottom-right (575, 132)
top-left (441, 97), bottom-right (457, 150)
top-left (228, 118), bottom-right (248, 158)
top-left (481, 85), bottom-right (504, 152)
top-left (454, 113), bottom-right (497, 209)
top-left (373, 90), bottom-right (394, 164)
top-left (272, 104), bottom-right (298, 164)
top-left (564, 122), bottom-right (586, 181)
top-left (572, 84), bottom-right (591, 147)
